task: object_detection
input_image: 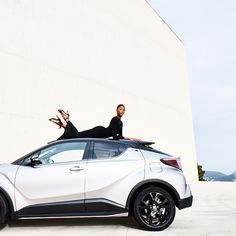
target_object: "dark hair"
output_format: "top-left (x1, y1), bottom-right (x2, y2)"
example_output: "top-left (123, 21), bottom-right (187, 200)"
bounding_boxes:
top-left (117, 104), bottom-right (125, 109)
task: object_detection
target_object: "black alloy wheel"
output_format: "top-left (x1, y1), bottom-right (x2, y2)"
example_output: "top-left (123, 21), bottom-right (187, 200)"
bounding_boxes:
top-left (133, 186), bottom-right (176, 231)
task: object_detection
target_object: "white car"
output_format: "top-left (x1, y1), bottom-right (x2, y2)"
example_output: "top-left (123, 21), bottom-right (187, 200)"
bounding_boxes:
top-left (0, 138), bottom-right (192, 230)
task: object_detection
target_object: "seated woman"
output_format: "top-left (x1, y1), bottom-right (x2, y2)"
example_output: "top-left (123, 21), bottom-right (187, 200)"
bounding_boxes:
top-left (49, 104), bottom-right (140, 141)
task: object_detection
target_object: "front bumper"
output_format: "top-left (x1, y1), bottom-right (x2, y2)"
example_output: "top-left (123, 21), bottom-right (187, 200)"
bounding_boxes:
top-left (177, 195), bottom-right (193, 209)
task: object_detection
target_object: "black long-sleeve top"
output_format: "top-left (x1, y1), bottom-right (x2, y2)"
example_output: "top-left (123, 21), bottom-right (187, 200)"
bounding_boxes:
top-left (107, 116), bottom-right (124, 140)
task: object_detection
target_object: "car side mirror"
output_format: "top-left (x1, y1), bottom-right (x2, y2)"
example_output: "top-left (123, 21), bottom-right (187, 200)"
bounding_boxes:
top-left (30, 154), bottom-right (42, 167)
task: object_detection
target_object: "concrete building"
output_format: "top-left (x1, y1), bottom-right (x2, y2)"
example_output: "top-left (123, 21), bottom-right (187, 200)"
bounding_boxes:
top-left (0, 0), bottom-right (197, 181)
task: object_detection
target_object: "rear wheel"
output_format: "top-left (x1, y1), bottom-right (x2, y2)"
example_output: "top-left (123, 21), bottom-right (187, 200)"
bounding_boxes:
top-left (133, 186), bottom-right (176, 231)
top-left (0, 194), bottom-right (8, 227)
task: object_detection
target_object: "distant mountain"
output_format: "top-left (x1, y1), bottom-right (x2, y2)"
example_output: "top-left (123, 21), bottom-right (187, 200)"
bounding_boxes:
top-left (228, 172), bottom-right (236, 181)
top-left (204, 171), bottom-right (236, 182)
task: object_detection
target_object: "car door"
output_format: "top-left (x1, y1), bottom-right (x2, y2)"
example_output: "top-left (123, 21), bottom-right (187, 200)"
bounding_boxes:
top-left (14, 140), bottom-right (89, 216)
top-left (85, 141), bottom-right (145, 213)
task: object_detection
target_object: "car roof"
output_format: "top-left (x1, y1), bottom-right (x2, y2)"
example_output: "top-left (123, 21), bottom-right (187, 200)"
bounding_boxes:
top-left (49, 138), bottom-right (168, 155)
top-left (49, 138), bottom-right (170, 156)
top-left (48, 138), bottom-right (155, 148)
top-left (12, 138), bottom-right (168, 165)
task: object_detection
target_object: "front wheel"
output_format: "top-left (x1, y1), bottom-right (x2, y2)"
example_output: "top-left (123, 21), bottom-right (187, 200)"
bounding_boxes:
top-left (133, 186), bottom-right (176, 231)
top-left (0, 194), bottom-right (8, 227)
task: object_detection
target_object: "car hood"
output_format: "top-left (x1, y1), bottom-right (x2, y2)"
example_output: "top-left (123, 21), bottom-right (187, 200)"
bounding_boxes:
top-left (0, 163), bottom-right (19, 184)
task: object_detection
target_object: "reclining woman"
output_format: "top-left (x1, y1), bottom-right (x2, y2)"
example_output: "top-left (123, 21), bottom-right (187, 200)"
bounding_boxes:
top-left (49, 104), bottom-right (140, 141)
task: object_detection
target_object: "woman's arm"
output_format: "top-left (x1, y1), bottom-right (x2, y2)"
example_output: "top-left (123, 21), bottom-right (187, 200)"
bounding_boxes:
top-left (110, 117), bottom-right (141, 141)
top-left (123, 136), bottom-right (142, 141)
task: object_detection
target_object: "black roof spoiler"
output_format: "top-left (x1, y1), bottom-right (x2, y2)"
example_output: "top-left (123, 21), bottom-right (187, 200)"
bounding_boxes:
top-left (138, 141), bottom-right (155, 146)
top-left (116, 139), bottom-right (155, 147)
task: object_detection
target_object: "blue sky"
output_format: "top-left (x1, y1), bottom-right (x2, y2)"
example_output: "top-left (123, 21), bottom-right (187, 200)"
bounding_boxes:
top-left (148, 0), bottom-right (236, 174)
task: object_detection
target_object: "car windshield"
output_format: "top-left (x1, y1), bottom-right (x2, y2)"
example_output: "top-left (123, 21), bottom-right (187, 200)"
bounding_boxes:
top-left (21, 142), bottom-right (87, 165)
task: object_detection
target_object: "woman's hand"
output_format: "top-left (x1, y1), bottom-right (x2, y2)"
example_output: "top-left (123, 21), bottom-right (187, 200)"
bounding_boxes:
top-left (124, 137), bottom-right (142, 142)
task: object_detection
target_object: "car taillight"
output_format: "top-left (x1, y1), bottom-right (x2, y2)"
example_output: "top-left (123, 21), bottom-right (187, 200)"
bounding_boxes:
top-left (161, 157), bottom-right (182, 170)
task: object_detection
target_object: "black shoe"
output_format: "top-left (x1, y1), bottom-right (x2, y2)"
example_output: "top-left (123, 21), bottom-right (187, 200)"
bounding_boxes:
top-left (58, 109), bottom-right (70, 122)
top-left (49, 115), bottom-right (63, 129)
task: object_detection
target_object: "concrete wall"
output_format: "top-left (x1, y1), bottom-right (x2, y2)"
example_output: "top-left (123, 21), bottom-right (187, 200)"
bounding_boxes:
top-left (0, 0), bottom-right (197, 181)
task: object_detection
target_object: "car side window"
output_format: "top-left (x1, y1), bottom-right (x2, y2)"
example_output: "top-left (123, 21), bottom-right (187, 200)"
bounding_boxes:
top-left (93, 142), bottom-right (127, 160)
top-left (23, 142), bottom-right (87, 165)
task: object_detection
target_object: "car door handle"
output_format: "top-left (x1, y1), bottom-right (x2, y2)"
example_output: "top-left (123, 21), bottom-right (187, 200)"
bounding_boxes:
top-left (69, 166), bottom-right (84, 172)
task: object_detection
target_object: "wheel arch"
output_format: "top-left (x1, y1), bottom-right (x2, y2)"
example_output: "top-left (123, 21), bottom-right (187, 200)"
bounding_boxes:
top-left (0, 187), bottom-right (14, 218)
top-left (126, 179), bottom-right (181, 215)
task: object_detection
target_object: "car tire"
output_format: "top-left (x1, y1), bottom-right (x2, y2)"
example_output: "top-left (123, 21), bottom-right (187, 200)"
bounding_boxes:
top-left (0, 194), bottom-right (8, 227)
top-left (133, 186), bottom-right (176, 231)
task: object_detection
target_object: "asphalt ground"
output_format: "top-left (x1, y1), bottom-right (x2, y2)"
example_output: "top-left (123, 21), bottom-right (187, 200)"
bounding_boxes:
top-left (1, 182), bottom-right (236, 236)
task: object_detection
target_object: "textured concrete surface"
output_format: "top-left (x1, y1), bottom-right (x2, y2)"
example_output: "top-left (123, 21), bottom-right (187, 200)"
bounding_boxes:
top-left (0, 0), bottom-right (198, 182)
top-left (1, 182), bottom-right (236, 236)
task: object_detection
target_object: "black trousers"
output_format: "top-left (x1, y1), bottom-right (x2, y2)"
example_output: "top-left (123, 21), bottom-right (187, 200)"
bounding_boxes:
top-left (57, 121), bottom-right (80, 140)
top-left (57, 121), bottom-right (108, 140)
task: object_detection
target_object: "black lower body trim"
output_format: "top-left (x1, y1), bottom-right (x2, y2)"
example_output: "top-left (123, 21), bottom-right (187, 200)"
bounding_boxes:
top-left (16, 200), bottom-right (85, 217)
top-left (85, 198), bottom-right (126, 213)
top-left (177, 195), bottom-right (193, 209)
top-left (15, 198), bottom-right (127, 219)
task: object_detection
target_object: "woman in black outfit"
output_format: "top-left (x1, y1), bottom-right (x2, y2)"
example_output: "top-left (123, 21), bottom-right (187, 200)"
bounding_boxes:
top-left (49, 104), bottom-right (140, 141)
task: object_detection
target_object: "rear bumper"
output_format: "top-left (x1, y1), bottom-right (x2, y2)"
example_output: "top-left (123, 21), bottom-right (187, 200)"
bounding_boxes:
top-left (177, 195), bottom-right (193, 209)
